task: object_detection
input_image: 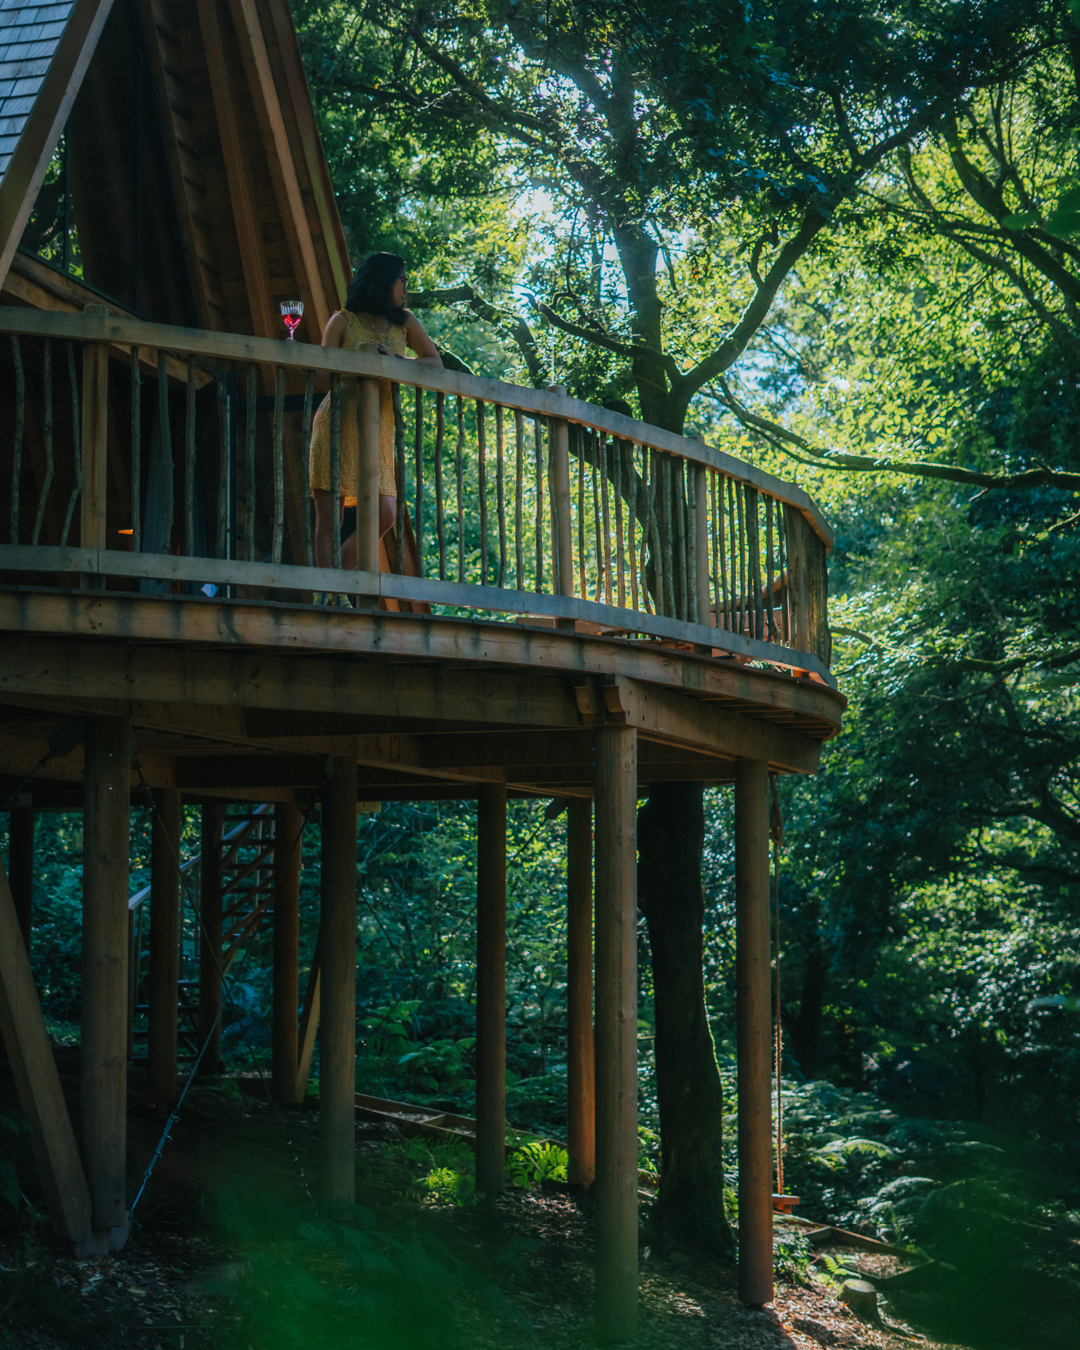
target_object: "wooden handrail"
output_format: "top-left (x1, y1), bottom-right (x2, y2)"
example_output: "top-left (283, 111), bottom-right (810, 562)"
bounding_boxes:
top-left (0, 305), bottom-right (832, 547)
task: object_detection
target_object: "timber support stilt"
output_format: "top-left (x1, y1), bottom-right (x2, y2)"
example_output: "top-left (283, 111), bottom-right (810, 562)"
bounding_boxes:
top-left (567, 797), bottom-right (595, 1186)
top-left (476, 782), bottom-right (507, 1197)
top-left (735, 759), bottom-right (773, 1307)
top-left (147, 789), bottom-right (182, 1108)
top-left (273, 803), bottom-right (303, 1104)
top-left (8, 801), bottom-right (34, 953)
top-left (319, 758), bottom-right (357, 1212)
top-left (198, 802), bottom-right (225, 1075)
top-left (594, 724), bottom-right (638, 1343)
top-left (0, 853), bottom-right (92, 1247)
top-left (81, 715), bottom-right (131, 1247)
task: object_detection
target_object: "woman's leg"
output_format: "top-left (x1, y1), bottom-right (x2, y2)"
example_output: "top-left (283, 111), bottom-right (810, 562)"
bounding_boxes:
top-left (335, 498), bottom-right (394, 571)
top-left (312, 490), bottom-right (341, 570)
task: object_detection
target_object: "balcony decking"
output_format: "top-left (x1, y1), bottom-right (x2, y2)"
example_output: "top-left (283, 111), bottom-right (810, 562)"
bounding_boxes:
top-left (0, 304), bottom-right (840, 803)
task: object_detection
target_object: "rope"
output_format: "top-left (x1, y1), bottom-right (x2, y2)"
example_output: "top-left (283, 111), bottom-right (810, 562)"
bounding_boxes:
top-left (769, 772), bottom-right (785, 1198)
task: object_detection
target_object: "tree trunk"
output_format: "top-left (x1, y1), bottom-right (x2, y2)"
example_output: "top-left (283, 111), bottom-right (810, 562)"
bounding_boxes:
top-left (638, 782), bottom-right (735, 1258)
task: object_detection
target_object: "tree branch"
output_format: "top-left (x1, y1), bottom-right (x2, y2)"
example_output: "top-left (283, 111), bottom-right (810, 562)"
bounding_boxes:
top-left (534, 301), bottom-right (681, 380)
top-left (410, 285), bottom-right (547, 386)
top-left (713, 381), bottom-right (1080, 493)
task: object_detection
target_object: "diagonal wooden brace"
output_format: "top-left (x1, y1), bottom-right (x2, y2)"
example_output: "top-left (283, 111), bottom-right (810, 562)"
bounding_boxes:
top-left (0, 855), bottom-right (92, 1247)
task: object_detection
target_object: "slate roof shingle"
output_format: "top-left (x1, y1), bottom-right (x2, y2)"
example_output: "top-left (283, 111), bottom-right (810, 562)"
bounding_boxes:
top-left (0, 0), bottom-right (75, 180)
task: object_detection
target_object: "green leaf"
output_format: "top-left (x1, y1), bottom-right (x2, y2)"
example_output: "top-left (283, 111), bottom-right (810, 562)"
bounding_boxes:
top-left (1000, 211), bottom-right (1037, 230)
top-left (1045, 186), bottom-right (1080, 239)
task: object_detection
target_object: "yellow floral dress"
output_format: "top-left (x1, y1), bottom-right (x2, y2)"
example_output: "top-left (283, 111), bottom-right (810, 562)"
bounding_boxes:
top-left (308, 311), bottom-right (407, 503)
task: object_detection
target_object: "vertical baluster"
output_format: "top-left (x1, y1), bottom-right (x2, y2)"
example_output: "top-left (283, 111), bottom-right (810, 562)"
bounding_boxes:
top-left (712, 474), bottom-right (725, 630)
top-left (728, 477), bottom-right (738, 632)
top-left (156, 351), bottom-right (173, 554)
top-left (590, 434), bottom-right (602, 601)
top-left (301, 371), bottom-right (315, 566)
top-left (477, 400), bottom-right (488, 586)
top-left (735, 479), bottom-right (746, 637)
top-left (216, 371), bottom-right (231, 562)
top-left (684, 462), bottom-right (697, 624)
top-left (765, 496), bottom-right (776, 639)
top-left (646, 448), bottom-right (661, 616)
top-left (392, 383), bottom-right (406, 573)
top-left (435, 391), bottom-right (446, 581)
top-left (60, 343), bottom-right (81, 547)
top-left (628, 442), bottom-right (638, 613)
top-left (776, 503), bottom-right (789, 645)
top-left (514, 409), bottom-right (524, 589)
top-left (328, 374), bottom-right (341, 570)
top-left (456, 396), bottom-right (465, 583)
top-left (414, 387), bottom-right (424, 577)
top-left (185, 356), bottom-right (197, 557)
top-left (614, 440), bottom-right (625, 609)
top-left (33, 342), bottom-right (54, 546)
top-left (577, 427), bottom-right (586, 601)
top-left (495, 403), bottom-right (506, 588)
top-left (10, 336), bottom-right (24, 543)
top-left (747, 487), bottom-right (764, 639)
top-left (600, 433), bottom-right (613, 606)
top-left (272, 366), bottom-right (285, 564)
top-left (244, 367), bottom-right (257, 561)
top-left (533, 417), bottom-right (544, 593)
top-left (662, 456), bottom-right (677, 618)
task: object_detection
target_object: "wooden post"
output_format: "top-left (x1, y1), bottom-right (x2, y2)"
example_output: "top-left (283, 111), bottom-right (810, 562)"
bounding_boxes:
top-left (594, 724), bottom-right (638, 1344)
top-left (147, 789), bottom-right (182, 1108)
top-left (198, 802), bottom-right (225, 1074)
top-left (0, 851), bottom-right (92, 1246)
top-left (693, 462), bottom-right (710, 627)
top-left (355, 345), bottom-right (382, 581)
top-left (735, 759), bottom-right (773, 1307)
top-left (81, 714), bottom-right (130, 1241)
top-left (319, 756), bottom-right (357, 1212)
top-left (80, 304), bottom-right (110, 553)
top-left (567, 797), bottom-right (596, 1186)
top-left (476, 781), bottom-right (507, 1197)
top-left (8, 801), bottom-right (34, 952)
top-left (272, 802), bottom-right (303, 1104)
top-left (547, 387), bottom-right (574, 598)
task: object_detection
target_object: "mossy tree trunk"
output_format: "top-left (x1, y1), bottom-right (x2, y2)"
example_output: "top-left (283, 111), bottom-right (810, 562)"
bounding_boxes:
top-left (638, 782), bottom-right (735, 1258)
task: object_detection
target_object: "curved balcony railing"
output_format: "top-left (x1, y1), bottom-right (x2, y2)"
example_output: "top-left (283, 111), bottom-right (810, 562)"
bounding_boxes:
top-left (0, 306), bottom-right (834, 685)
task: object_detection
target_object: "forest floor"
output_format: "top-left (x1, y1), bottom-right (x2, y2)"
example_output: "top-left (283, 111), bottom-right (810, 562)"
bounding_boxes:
top-left (0, 1080), bottom-right (970, 1350)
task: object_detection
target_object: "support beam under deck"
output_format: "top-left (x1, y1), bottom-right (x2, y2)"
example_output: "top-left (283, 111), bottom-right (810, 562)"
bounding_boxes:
top-left (476, 782), bottom-right (507, 1197)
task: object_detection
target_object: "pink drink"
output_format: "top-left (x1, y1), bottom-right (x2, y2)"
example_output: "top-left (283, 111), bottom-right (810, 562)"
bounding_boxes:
top-left (280, 300), bottom-right (304, 339)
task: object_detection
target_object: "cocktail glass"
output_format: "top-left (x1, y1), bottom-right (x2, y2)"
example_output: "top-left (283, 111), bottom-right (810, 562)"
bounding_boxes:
top-left (280, 300), bottom-right (304, 339)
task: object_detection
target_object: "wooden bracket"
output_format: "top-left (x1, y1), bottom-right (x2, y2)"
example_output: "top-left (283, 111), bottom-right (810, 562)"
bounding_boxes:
top-left (600, 677), bottom-right (629, 725)
top-left (573, 679), bottom-right (599, 723)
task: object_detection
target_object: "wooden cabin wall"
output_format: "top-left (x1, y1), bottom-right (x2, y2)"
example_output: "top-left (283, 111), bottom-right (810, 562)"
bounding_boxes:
top-left (67, 0), bottom-right (196, 324)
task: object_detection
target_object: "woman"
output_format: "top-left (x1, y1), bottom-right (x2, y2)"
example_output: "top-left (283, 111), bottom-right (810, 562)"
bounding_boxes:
top-left (309, 252), bottom-right (442, 571)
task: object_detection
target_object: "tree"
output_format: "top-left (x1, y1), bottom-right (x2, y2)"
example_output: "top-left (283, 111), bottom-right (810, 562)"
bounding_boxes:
top-left (293, 0), bottom-right (1052, 1253)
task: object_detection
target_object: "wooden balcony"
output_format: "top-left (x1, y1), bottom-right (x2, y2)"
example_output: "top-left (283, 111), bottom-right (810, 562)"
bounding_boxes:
top-left (0, 305), bottom-right (837, 747)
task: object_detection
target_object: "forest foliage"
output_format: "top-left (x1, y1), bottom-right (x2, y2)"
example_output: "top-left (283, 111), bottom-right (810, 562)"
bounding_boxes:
top-left (2, 0), bottom-right (1080, 1335)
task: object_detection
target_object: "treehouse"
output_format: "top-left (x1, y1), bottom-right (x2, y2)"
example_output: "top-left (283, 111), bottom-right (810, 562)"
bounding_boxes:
top-left (0, 0), bottom-right (842, 1339)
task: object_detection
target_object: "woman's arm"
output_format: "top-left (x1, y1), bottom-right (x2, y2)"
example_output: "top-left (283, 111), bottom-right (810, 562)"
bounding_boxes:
top-left (321, 311), bottom-right (349, 348)
top-left (404, 312), bottom-right (443, 367)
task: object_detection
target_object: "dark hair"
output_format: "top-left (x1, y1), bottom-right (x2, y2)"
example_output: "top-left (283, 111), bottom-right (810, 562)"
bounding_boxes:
top-left (345, 252), bottom-right (408, 325)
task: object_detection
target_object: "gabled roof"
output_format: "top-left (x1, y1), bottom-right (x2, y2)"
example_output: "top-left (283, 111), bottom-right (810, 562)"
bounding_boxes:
top-left (0, 0), bottom-right (349, 340)
top-left (0, 0), bottom-right (114, 279)
top-left (0, 0), bottom-right (77, 180)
